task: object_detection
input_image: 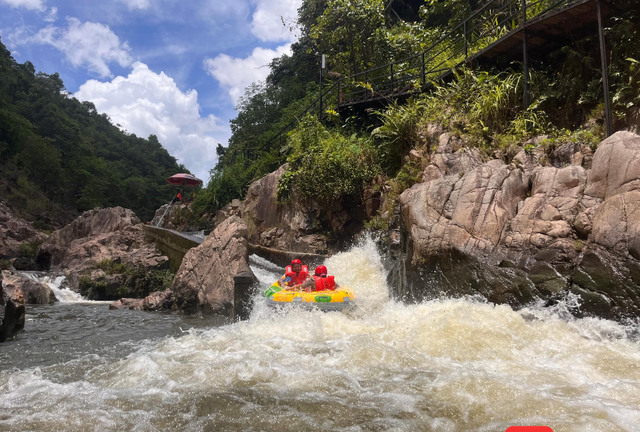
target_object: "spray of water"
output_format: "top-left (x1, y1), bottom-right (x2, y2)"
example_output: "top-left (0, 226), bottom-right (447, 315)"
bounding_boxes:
top-left (20, 272), bottom-right (85, 303)
top-left (2, 237), bottom-right (640, 431)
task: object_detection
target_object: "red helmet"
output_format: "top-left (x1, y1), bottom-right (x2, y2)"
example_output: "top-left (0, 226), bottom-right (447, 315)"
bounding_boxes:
top-left (291, 259), bottom-right (302, 265)
top-left (314, 265), bottom-right (327, 276)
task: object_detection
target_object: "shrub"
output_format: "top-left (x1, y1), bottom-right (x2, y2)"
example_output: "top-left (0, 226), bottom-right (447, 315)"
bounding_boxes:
top-left (372, 101), bottom-right (425, 172)
top-left (277, 115), bottom-right (380, 203)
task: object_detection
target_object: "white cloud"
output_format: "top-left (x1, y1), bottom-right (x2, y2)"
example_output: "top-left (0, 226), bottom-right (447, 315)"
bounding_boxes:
top-left (76, 62), bottom-right (228, 183)
top-left (43, 6), bottom-right (57, 22)
top-left (0, 0), bottom-right (46, 11)
top-left (117, 0), bottom-right (152, 10)
top-left (7, 18), bottom-right (132, 77)
top-left (203, 44), bottom-right (291, 105)
top-left (250, 0), bottom-right (302, 43)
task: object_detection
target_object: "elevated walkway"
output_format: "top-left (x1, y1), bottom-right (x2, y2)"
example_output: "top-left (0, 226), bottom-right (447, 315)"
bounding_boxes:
top-left (254, 0), bottom-right (630, 154)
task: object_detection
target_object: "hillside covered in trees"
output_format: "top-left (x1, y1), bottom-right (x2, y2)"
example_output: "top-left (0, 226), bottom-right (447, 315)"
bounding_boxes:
top-left (0, 38), bottom-right (186, 227)
top-left (194, 0), bottom-right (639, 220)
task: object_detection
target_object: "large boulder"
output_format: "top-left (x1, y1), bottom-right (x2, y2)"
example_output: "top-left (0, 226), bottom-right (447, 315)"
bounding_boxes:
top-left (0, 201), bottom-right (48, 262)
top-left (0, 278), bottom-right (25, 342)
top-left (149, 203), bottom-right (195, 231)
top-left (1, 271), bottom-right (56, 304)
top-left (388, 130), bottom-right (640, 320)
top-left (112, 216), bottom-right (257, 317)
top-left (171, 216), bottom-right (256, 315)
top-left (400, 160), bottom-right (528, 259)
top-left (36, 207), bottom-right (170, 300)
top-left (37, 207), bottom-right (145, 271)
top-left (241, 165), bottom-right (368, 254)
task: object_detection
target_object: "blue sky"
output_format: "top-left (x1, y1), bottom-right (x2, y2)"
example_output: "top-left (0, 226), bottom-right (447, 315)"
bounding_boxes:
top-left (0, 0), bottom-right (302, 182)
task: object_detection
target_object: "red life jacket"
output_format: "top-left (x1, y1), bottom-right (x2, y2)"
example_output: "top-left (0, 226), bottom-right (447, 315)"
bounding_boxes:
top-left (313, 275), bottom-right (336, 291)
top-left (284, 265), bottom-right (309, 286)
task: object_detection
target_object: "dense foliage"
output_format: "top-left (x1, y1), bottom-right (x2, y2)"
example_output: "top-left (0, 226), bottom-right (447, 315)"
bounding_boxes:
top-left (0, 38), bottom-right (186, 226)
top-left (196, 0), bottom-right (639, 217)
top-left (277, 116), bottom-right (380, 202)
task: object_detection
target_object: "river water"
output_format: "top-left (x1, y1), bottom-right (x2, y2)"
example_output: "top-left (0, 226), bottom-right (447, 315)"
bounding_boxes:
top-left (2, 239), bottom-right (640, 431)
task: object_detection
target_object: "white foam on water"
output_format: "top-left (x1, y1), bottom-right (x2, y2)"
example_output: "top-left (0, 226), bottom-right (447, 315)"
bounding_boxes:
top-left (2, 239), bottom-right (640, 431)
top-left (20, 272), bottom-right (86, 303)
top-left (40, 275), bottom-right (85, 303)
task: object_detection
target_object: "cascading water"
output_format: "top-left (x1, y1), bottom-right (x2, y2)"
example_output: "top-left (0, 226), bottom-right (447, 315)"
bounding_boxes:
top-left (2, 238), bottom-right (640, 431)
top-left (21, 272), bottom-right (85, 302)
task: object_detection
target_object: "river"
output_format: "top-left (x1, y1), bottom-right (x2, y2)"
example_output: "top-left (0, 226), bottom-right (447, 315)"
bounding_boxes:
top-left (1, 239), bottom-right (640, 431)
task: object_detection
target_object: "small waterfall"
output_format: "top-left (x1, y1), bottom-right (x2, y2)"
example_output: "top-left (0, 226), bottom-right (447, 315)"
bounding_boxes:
top-left (21, 272), bottom-right (85, 303)
top-left (40, 275), bottom-right (85, 302)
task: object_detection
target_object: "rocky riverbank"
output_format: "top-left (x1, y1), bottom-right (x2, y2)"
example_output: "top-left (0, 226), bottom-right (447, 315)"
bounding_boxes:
top-left (378, 130), bottom-right (640, 320)
top-left (231, 130), bottom-right (640, 321)
top-left (0, 270), bottom-right (58, 341)
top-left (36, 207), bottom-right (172, 300)
top-left (111, 216), bottom-right (257, 318)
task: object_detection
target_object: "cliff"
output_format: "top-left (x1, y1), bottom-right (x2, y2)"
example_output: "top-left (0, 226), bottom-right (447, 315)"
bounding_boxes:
top-left (387, 131), bottom-right (640, 320)
top-left (238, 130), bottom-right (640, 320)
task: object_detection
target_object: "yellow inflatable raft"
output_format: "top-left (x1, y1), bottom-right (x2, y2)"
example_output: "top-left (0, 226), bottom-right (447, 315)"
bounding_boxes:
top-left (264, 281), bottom-right (355, 312)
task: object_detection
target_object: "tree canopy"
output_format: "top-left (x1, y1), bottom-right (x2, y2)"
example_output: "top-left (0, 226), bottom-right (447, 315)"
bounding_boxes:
top-left (0, 38), bottom-right (186, 226)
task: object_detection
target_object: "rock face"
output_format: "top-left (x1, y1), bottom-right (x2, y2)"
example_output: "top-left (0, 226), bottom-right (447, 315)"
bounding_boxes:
top-left (1, 271), bottom-right (57, 304)
top-left (0, 201), bottom-right (48, 264)
top-left (241, 165), bottom-right (370, 254)
top-left (149, 203), bottom-right (196, 231)
top-left (390, 131), bottom-right (640, 319)
top-left (111, 216), bottom-right (257, 317)
top-left (38, 207), bottom-right (147, 270)
top-left (36, 207), bottom-right (170, 300)
top-left (0, 277), bottom-right (26, 342)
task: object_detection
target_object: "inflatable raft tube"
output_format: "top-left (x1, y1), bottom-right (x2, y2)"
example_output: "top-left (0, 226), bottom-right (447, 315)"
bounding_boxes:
top-left (264, 282), bottom-right (355, 312)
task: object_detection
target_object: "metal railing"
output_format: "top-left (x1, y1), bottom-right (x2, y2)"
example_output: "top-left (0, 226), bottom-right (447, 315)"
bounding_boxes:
top-left (246, 0), bottom-right (583, 158)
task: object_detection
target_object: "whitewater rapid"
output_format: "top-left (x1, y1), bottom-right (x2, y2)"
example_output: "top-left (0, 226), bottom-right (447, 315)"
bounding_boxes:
top-left (2, 239), bottom-right (640, 431)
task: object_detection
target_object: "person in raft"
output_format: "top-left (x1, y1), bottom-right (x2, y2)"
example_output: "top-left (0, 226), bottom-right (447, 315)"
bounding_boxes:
top-left (278, 259), bottom-right (310, 288)
top-left (291, 265), bottom-right (340, 292)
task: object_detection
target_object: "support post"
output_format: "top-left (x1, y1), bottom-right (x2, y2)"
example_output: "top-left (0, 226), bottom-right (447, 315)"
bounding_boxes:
top-left (522, 0), bottom-right (530, 111)
top-left (390, 63), bottom-right (394, 92)
top-left (365, 71), bottom-right (369, 100)
top-left (319, 54), bottom-right (325, 118)
top-left (319, 70), bottom-right (323, 118)
top-left (234, 262), bottom-right (256, 321)
top-left (463, 21), bottom-right (468, 61)
top-left (597, 0), bottom-right (613, 137)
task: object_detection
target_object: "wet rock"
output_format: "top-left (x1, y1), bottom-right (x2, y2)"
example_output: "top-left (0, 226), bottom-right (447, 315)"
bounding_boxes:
top-left (1, 270), bottom-right (56, 304)
top-left (109, 290), bottom-right (173, 311)
top-left (37, 207), bottom-right (170, 300)
top-left (385, 130), bottom-right (640, 320)
top-left (109, 297), bottom-right (144, 311)
top-left (0, 276), bottom-right (26, 342)
top-left (0, 297), bottom-right (25, 342)
top-left (114, 216), bottom-right (257, 316)
top-left (170, 216), bottom-right (256, 315)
